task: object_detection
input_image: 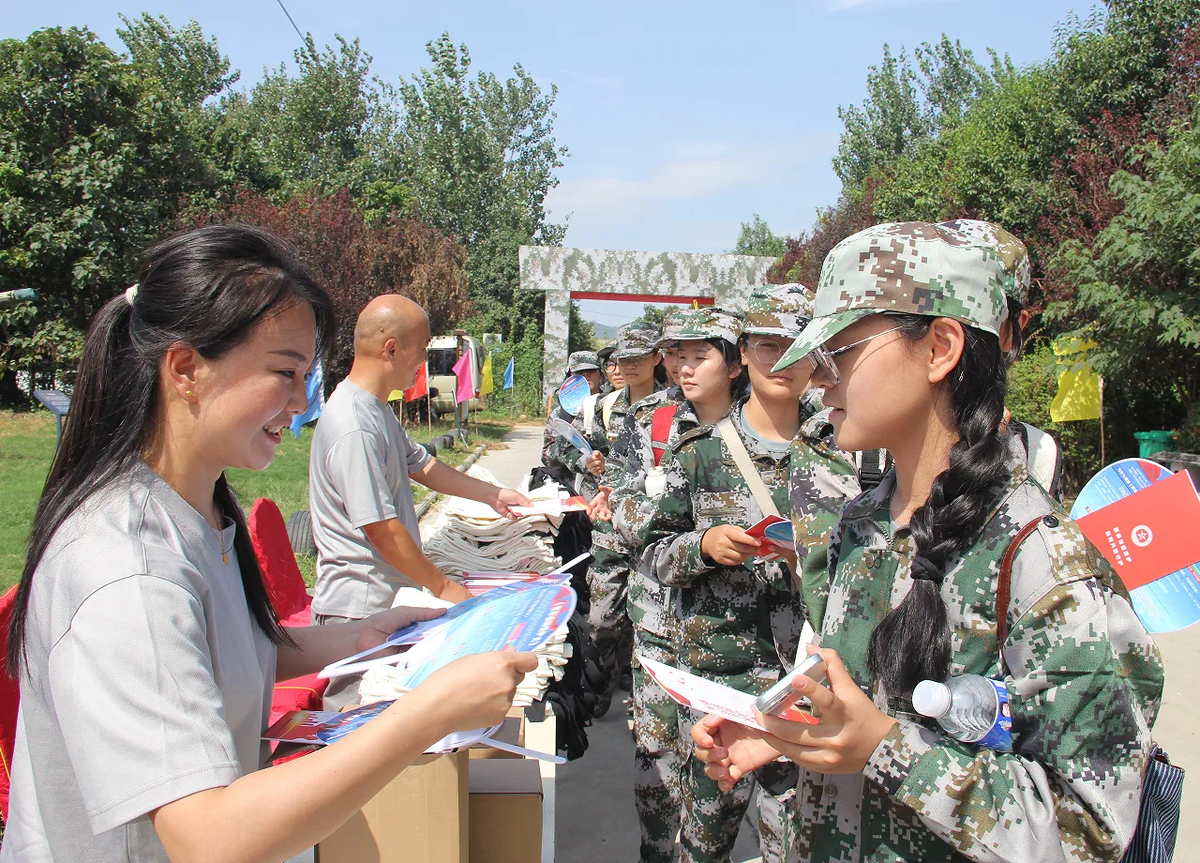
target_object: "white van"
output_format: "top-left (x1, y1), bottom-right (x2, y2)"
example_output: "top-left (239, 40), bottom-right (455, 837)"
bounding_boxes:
top-left (427, 335), bottom-right (487, 414)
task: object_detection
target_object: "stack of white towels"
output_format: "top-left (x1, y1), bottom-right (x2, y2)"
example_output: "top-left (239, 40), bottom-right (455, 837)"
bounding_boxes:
top-left (419, 466), bottom-right (565, 578)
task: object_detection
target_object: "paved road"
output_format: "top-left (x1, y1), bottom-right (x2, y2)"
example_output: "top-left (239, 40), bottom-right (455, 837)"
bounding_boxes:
top-left (462, 425), bottom-right (1198, 862)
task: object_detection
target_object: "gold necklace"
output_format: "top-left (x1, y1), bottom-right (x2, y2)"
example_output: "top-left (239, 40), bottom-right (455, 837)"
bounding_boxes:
top-left (211, 521), bottom-right (230, 565)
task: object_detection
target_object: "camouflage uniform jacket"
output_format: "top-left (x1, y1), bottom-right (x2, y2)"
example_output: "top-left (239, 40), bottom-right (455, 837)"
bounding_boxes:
top-left (540, 399), bottom-right (579, 491)
top-left (559, 382), bottom-right (667, 499)
top-left (607, 385), bottom-right (688, 637)
top-left (639, 398), bottom-right (810, 681)
top-left (793, 431), bottom-right (1164, 863)
top-left (787, 409), bottom-right (864, 635)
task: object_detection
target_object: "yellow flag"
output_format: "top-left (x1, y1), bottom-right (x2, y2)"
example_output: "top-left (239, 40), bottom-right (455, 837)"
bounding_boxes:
top-left (1050, 336), bottom-right (1102, 422)
top-left (479, 351), bottom-right (494, 397)
top-left (387, 389), bottom-right (404, 402)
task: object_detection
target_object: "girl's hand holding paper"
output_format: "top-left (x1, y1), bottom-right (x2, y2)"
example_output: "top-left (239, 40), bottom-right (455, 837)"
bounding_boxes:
top-left (753, 647), bottom-right (896, 775)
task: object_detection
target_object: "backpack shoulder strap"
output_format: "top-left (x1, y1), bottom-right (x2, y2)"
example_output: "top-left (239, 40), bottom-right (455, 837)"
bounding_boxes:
top-left (996, 517), bottom-right (1046, 673)
top-left (601, 390), bottom-right (622, 431)
top-left (581, 393), bottom-right (600, 434)
top-left (715, 416), bottom-right (780, 519)
top-left (650, 404), bottom-right (679, 466)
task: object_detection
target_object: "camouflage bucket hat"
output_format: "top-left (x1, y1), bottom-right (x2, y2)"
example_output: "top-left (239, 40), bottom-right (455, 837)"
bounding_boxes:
top-left (567, 350), bottom-right (601, 373)
top-left (773, 222), bottom-right (1011, 372)
top-left (612, 320), bottom-right (662, 359)
top-left (743, 283), bottom-right (815, 337)
top-left (657, 307), bottom-right (689, 345)
top-left (938, 219), bottom-right (1031, 306)
top-left (675, 305), bottom-right (743, 346)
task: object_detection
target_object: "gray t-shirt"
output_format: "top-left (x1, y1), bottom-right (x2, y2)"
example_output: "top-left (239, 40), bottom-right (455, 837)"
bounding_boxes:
top-left (309, 379), bottom-right (432, 619)
top-left (1, 461), bottom-right (276, 863)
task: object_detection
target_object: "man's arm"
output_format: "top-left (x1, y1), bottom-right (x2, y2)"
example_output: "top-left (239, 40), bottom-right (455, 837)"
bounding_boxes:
top-left (361, 517), bottom-right (471, 603)
top-left (413, 458), bottom-right (531, 517)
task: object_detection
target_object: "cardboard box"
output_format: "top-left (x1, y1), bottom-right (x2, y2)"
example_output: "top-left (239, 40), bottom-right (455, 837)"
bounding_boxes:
top-left (469, 716), bottom-right (525, 759)
top-left (468, 758), bottom-right (543, 863)
top-left (318, 748), bottom-right (469, 863)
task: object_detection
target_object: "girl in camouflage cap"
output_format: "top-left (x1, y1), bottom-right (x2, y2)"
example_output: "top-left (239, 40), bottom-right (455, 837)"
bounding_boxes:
top-left (694, 222), bottom-right (1163, 863)
top-left (637, 291), bottom-right (845, 863)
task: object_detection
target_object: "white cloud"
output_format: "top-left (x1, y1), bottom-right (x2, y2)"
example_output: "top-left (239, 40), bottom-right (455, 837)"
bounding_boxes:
top-left (548, 138), bottom-right (830, 217)
top-left (543, 134), bottom-right (840, 254)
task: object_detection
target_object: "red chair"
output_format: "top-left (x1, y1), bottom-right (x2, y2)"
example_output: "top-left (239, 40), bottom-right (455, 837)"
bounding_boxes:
top-left (0, 586), bottom-right (19, 823)
top-left (247, 499), bottom-right (328, 726)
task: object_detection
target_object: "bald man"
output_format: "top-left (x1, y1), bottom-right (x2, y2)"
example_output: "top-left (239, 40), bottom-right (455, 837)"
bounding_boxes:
top-left (309, 295), bottom-right (531, 708)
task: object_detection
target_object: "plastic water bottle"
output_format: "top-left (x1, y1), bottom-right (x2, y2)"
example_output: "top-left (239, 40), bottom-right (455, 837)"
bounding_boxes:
top-left (912, 675), bottom-right (1013, 752)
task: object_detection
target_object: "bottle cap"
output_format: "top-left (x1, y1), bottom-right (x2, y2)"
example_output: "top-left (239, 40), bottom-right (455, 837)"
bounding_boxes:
top-left (912, 680), bottom-right (952, 718)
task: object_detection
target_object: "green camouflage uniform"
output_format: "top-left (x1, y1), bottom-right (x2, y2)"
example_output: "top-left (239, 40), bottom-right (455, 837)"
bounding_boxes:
top-left (541, 350), bottom-right (601, 489)
top-left (571, 322), bottom-right (666, 715)
top-left (771, 222), bottom-right (1165, 863)
top-left (610, 307), bottom-right (740, 863)
top-left (790, 436), bottom-right (1164, 863)
top-left (635, 288), bottom-right (833, 863)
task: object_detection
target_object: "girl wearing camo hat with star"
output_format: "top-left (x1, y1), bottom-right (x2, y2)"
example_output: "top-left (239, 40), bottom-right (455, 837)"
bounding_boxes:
top-left (692, 222), bottom-right (1163, 863)
top-left (636, 289), bottom-right (849, 863)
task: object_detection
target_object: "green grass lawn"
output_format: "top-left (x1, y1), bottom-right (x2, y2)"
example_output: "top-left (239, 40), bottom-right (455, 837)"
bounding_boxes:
top-left (0, 409), bottom-right (514, 591)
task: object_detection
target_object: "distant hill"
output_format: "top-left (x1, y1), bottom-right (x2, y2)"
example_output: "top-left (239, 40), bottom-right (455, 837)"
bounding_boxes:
top-left (591, 321), bottom-right (619, 340)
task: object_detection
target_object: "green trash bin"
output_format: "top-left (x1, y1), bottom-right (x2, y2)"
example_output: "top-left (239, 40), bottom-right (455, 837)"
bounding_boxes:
top-left (1134, 430), bottom-right (1176, 459)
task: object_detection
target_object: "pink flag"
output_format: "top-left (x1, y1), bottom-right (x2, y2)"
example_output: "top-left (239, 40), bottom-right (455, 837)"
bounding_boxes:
top-left (452, 352), bottom-right (474, 404)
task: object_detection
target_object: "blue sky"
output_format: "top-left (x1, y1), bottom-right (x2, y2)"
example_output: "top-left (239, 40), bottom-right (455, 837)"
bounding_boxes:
top-left (6, 0), bottom-right (1096, 329)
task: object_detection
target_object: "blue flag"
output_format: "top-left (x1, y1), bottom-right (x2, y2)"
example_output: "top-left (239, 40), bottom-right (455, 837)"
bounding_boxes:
top-left (503, 357), bottom-right (515, 390)
top-left (290, 362), bottom-right (324, 437)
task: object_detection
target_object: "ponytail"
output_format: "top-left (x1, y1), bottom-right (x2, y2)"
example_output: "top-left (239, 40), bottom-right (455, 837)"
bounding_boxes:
top-left (9, 224), bottom-right (335, 675)
top-left (1003, 297), bottom-right (1026, 368)
top-left (864, 314), bottom-right (1011, 696)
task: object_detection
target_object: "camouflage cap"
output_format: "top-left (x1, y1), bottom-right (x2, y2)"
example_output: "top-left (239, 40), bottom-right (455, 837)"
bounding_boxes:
top-left (773, 222), bottom-right (1010, 371)
top-left (938, 218), bottom-right (1031, 306)
top-left (567, 350), bottom-right (601, 372)
top-left (657, 307), bottom-right (689, 346)
top-left (597, 344), bottom-right (616, 362)
top-left (611, 320), bottom-right (662, 360)
top-left (674, 305), bottom-right (743, 346)
top-left (743, 283), bottom-right (815, 337)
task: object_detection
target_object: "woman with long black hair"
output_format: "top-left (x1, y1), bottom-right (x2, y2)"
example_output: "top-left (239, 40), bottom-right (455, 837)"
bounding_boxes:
top-left (692, 222), bottom-right (1163, 863)
top-left (3, 225), bottom-right (535, 863)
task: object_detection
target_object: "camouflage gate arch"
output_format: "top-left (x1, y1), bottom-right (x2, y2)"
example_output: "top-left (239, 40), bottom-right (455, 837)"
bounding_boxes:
top-left (519, 245), bottom-right (777, 402)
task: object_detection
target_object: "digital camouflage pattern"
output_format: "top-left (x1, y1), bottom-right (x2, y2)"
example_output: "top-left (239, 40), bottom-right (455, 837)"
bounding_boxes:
top-left (659, 307), bottom-right (689, 344)
top-left (786, 408), bottom-right (863, 630)
top-left (518, 245), bottom-right (774, 401)
top-left (567, 350), bottom-right (601, 372)
top-left (568, 380), bottom-right (667, 714)
top-left (633, 630), bottom-right (691, 863)
top-left (743, 283), bottom-right (814, 336)
top-left (938, 219), bottom-right (1032, 306)
top-left (594, 384), bottom-right (687, 862)
top-left (792, 432), bottom-right (1164, 863)
top-left (613, 320), bottom-right (663, 359)
top-left (637, 398), bottom-right (813, 863)
top-left (674, 305), bottom-right (743, 345)
top-left (773, 221), bottom-right (1012, 372)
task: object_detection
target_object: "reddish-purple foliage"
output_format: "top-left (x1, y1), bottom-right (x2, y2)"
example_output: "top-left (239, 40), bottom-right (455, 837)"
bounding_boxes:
top-left (1039, 25), bottom-right (1200, 307)
top-left (768, 180), bottom-right (878, 287)
top-left (180, 190), bottom-right (470, 383)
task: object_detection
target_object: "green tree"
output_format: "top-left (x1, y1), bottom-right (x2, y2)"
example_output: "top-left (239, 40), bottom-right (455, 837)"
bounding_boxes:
top-left (834, 37), bottom-right (1003, 190)
top-left (731, 214), bottom-right (785, 258)
top-left (567, 300), bottom-right (595, 354)
top-left (396, 33), bottom-right (568, 340)
top-left (0, 26), bottom-right (211, 401)
top-left (116, 13), bottom-right (238, 108)
top-left (221, 35), bottom-right (400, 198)
top-left (1048, 106), bottom-right (1200, 421)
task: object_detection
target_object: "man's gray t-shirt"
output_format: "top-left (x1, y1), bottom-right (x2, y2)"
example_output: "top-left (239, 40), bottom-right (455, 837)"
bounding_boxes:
top-left (1, 461), bottom-right (276, 863)
top-left (309, 379), bottom-right (432, 619)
